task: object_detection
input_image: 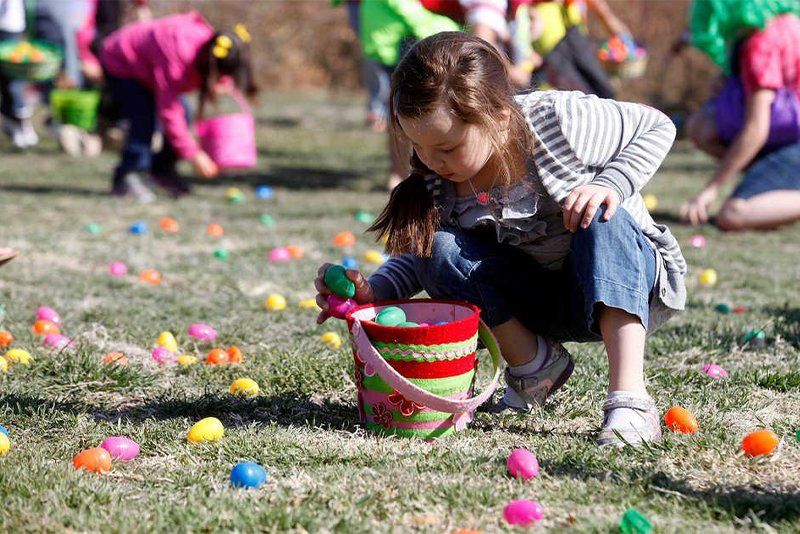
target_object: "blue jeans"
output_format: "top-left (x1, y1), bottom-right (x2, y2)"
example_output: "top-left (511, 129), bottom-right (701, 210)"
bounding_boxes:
top-left (0, 31), bottom-right (27, 120)
top-left (731, 141), bottom-right (800, 199)
top-left (104, 74), bottom-right (186, 181)
top-left (414, 208), bottom-right (657, 342)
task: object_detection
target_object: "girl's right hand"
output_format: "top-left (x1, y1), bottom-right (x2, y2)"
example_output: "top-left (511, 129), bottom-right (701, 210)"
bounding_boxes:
top-left (192, 151), bottom-right (219, 179)
top-left (314, 263), bottom-right (375, 324)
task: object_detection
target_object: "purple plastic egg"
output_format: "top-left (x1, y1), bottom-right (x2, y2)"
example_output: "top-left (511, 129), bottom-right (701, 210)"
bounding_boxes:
top-left (701, 363), bottom-right (728, 379)
top-left (186, 323), bottom-right (217, 342)
top-left (42, 334), bottom-right (73, 350)
top-left (327, 294), bottom-right (357, 319)
top-left (100, 436), bottom-right (140, 461)
top-left (109, 261), bottom-right (128, 277)
top-left (36, 306), bottom-right (61, 324)
top-left (503, 499), bottom-right (544, 526)
top-left (268, 247), bottom-right (291, 263)
top-left (507, 448), bottom-right (539, 480)
top-left (151, 347), bottom-right (176, 365)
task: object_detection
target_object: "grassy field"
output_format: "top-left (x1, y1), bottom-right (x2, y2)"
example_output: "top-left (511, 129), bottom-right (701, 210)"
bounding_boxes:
top-left (0, 91), bottom-right (798, 533)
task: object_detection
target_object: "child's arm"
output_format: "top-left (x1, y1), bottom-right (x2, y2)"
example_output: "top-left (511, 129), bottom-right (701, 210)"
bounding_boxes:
top-left (368, 255), bottom-right (423, 301)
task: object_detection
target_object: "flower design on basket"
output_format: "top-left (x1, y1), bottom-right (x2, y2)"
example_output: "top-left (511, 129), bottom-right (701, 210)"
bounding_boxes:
top-left (452, 411), bottom-right (471, 431)
top-left (353, 367), bottom-right (363, 388)
top-left (372, 403), bottom-right (393, 429)
top-left (387, 390), bottom-right (425, 417)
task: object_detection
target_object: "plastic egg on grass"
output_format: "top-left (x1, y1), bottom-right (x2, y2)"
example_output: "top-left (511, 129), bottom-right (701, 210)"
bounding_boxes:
top-left (214, 248), bottom-right (230, 261)
top-left (699, 269), bottom-right (717, 287)
top-left (151, 347), bottom-right (176, 365)
top-left (643, 194), bottom-right (658, 211)
top-left (226, 346), bottom-right (244, 363)
top-left (159, 217), bottom-right (180, 233)
top-left (298, 298), bottom-right (320, 310)
top-left (72, 447), bottom-right (112, 474)
top-left (506, 448), bottom-right (539, 480)
top-left (187, 323), bottom-right (217, 343)
top-left (205, 348), bottom-right (230, 365)
top-left (230, 461), bottom-right (267, 488)
top-left (286, 245), bottom-right (304, 259)
top-left (701, 364), bottom-right (728, 379)
top-left (620, 508), bottom-right (652, 534)
top-left (321, 332), bottom-right (342, 350)
top-left (226, 187), bottom-right (244, 203)
top-left (128, 221), bottom-right (148, 235)
top-left (36, 306), bottom-right (61, 324)
top-left (743, 328), bottom-right (766, 347)
top-left (207, 223), bottom-right (224, 237)
top-left (42, 334), bottom-right (73, 351)
top-left (32, 320), bottom-right (59, 336)
top-left (0, 433), bottom-right (10, 456)
top-left (259, 213), bottom-right (275, 227)
top-left (177, 354), bottom-right (198, 366)
top-left (268, 247), bottom-right (291, 263)
top-left (741, 429), bottom-right (779, 457)
top-left (326, 294), bottom-right (356, 319)
top-left (230, 378), bottom-right (259, 397)
top-left (139, 269), bottom-right (162, 285)
top-left (187, 417), bottom-right (224, 443)
top-left (342, 256), bottom-right (358, 270)
top-left (4, 348), bottom-right (32, 366)
top-left (0, 357), bottom-right (7, 373)
top-left (108, 261), bottom-right (128, 277)
top-left (265, 294), bottom-right (287, 312)
top-left (664, 406), bottom-right (698, 434)
top-left (688, 235), bottom-right (707, 248)
top-left (364, 250), bottom-right (386, 265)
top-left (503, 499), bottom-right (544, 527)
top-left (255, 185), bottom-right (273, 200)
top-left (332, 231), bottom-right (356, 248)
top-left (0, 330), bottom-right (12, 347)
top-left (101, 437), bottom-right (140, 461)
top-left (156, 331), bottom-right (179, 352)
top-left (85, 222), bottom-right (102, 234)
top-left (103, 352), bottom-right (128, 366)
top-left (0, 424), bottom-right (8, 437)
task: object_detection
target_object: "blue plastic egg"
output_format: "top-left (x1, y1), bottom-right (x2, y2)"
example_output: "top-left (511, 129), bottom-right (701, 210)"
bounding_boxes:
top-left (230, 461), bottom-right (268, 488)
top-left (129, 221), bottom-right (148, 235)
top-left (255, 185), bottom-right (274, 200)
top-left (342, 256), bottom-right (358, 270)
top-left (0, 424), bottom-right (8, 438)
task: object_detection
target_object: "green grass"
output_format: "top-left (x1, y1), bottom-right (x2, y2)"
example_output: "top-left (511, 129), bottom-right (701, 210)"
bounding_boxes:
top-left (0, 90), bottom-right (799, 532)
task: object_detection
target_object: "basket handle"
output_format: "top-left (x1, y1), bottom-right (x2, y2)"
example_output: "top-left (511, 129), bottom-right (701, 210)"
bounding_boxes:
top-left (351, 318), bottom-right (502, 418)
top-left (196, 88), bottom-right (251, 121)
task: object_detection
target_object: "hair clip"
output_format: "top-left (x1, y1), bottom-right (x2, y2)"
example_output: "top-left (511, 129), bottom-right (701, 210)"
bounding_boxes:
top-left (233, 24), bottom-right (251, 43)
top-left (212, 45), bottom-right (229, 59)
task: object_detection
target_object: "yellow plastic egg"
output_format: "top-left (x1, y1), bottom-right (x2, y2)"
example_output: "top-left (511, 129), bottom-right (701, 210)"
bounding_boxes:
top-left (0, 356), bottom-right (7, 373)
top-left (699, 268), bottom-right (718, 287)
top-left (0, 433), bottom-right (9, 456)
top-left (187, 417), bottom-right (224, 443)
top-left (4, 349), bottom-right (32, 366)
top-left (298, 298), bottom-right (320, 310)
top-left (643, 193), bottom-right (658, 211)
top-left (177, 354), bottom-right (198, 367)
top-left (321, 331), bottom-right (342, 350)
top-left (364, 250), bottom-right (385, 265)
top-left (156, 331), bottom-right (179, 352)
top-left (265, 294), bottom-right (287, 311)
top-left (230, 378), bottom-right (260, 397)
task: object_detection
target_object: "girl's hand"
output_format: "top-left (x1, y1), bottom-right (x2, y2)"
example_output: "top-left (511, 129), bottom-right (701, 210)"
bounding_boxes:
top-left (314, 263), bottom-right (375, 324)
top-left (192, 151), bottom-right (219, 179)
top-left (562, 184), bottom-right (620, 232)
top-left (680, 186), bottom-right (718, 226)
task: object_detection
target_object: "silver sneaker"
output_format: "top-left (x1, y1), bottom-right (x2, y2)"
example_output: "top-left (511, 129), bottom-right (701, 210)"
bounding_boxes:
top-left (488, 339), bottom-right (574, 413)
top-left (597, 394), bottom-right (662, 447)
top-left (120, 172), bottom-right (156, 203)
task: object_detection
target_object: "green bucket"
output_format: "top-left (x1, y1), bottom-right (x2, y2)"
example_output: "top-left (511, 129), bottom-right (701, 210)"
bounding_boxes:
top-left (50, 89), bottom-right (101, 131)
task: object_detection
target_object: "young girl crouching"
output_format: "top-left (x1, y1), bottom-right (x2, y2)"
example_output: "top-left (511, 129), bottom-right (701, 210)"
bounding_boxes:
top-left (315, 32), bottom-right (686, 447)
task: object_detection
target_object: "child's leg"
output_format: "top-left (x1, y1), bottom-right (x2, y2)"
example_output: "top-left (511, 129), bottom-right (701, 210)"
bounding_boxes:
top-left (598, 306), bottom-right (646, 394)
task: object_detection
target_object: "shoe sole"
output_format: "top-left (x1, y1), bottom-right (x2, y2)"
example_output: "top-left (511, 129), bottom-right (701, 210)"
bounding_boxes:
top-left (550, 357), bottom-right (574, 396)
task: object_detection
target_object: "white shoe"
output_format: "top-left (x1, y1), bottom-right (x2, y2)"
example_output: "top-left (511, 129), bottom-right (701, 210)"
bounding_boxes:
top-left (20, 118), bottom-right (38, 147)
top-left (57, 124), bottom-right (82, 157)
top-left (2, 118), bottom-right (28, 149)
top-left (80, 132), bottom-right (102, 157)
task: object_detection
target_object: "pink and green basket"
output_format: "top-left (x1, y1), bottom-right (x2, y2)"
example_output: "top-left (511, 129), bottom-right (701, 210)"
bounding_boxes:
top-left (346, 299), bottom-right (501, 439)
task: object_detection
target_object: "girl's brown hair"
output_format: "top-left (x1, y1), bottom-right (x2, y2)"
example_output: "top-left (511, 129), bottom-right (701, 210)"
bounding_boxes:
top-left (197, 30), bottom-right (259, 118)
top-left (369, 32), bottom-right (533, 257)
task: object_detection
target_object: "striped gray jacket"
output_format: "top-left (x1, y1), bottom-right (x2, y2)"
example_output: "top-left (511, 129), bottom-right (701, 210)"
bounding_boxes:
top-left (369, 90), bottom-right (687, 328)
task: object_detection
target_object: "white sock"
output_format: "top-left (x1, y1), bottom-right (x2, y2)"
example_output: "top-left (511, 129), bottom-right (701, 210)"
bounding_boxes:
top-left (502, 336), bottom-right (549, 409)
top-left (604, 390), bottom-right (651, 430)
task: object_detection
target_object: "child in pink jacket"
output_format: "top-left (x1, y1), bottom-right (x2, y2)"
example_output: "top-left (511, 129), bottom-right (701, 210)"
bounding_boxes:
top-left (100, 11), bottom-right (257, 201)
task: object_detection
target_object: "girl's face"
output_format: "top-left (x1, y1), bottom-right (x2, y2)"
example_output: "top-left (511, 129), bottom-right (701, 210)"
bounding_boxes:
top-left (398, 104), bottom-right (497, 184)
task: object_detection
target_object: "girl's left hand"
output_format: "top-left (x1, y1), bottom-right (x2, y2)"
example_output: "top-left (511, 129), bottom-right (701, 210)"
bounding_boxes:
top-left (562, 184), bottom-right (620, 233)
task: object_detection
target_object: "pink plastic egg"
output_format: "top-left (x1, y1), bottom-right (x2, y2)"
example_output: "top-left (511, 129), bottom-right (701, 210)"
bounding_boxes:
top-left (42, 334), bottom-right (73, 350)
top-left (151, 347), bottom-right (176, 365)
top-left (327, 294), bottom-right (357, 319)
top-left (36, 306), bottom-right (61, 324)
top-left (688, 235), bottom-right (707, 248)
top-left (503, 499), bottom-right (544, 526)
top-left (268, 247), bottom-right (291, 263)
top-left (100, 436), bottom-right (140, 461)
top-left (701, 363), bottom-right (728, 379)
top-left (507, 448), bottom-right (539, 480)
top-left (109, 261), bottom-right (128, 276)
top-left (187, 323), bottom-right (217, 342)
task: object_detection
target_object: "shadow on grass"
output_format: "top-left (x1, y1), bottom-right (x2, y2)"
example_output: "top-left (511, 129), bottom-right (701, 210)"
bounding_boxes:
top-left (762, 305), bottom-right (800, 347)
top-left (188, 165), bottom-right (362, 190)
top-left (0, 183), bottom-right (108, 197)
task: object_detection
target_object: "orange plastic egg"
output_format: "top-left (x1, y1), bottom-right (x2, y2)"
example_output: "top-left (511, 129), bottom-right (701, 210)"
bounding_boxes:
top-left (286, 245), bottom-right (304, 259)
top-left (159, 217), bottom-right (180, 233)
top-left (138, 269), bottom-right (161, 285)
top-left (32, 320), bottom-right (60, 336)
top-left (332, 231), bottom-right (355, 248)
top-left (72, 447), bottom-right (112, 475)
top-left (226, 345), bottom-right (243, 363)
top-left (0, 330), bottom-right (13, 347)
top-left (664, 406), bottom-right (698, 434)
top-left (206, 223), bottom-right (224, 237)
top-left (103, 352), bottom-right (128, 366)
top-left (741, 429), bottom-right (779, 457)
top-left (205, 348), bottom-right (230, 365)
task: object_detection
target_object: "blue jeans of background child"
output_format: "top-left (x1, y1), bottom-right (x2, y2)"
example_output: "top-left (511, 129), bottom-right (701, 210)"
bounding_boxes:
top-left (730, 141), bottom-right (800, 199)
top-left (104, 74), bottom-right (188, 183)
top-left (414, 208), bottom-right (657, 342)
top-left (0, 31), bottom-right (28, 121)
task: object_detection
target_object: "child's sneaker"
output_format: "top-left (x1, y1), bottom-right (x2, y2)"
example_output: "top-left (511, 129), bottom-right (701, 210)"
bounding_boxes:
top-left (487, 339), bottom-right (574, 413)
top-left (152, 172), bottom-right (191, 198)
top-left (112, 171), bottom-right (156, 203)
top-left (597, 392), bottom-right (662, 447)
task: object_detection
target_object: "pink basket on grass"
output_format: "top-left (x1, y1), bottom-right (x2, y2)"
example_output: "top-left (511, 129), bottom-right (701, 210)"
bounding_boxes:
top-left (346, 299), bottom-right (501, 439)
top-left (194, 91), bottom-right (256, 169)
